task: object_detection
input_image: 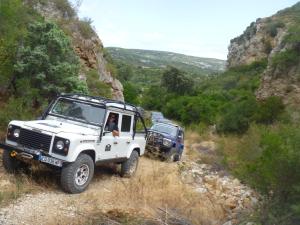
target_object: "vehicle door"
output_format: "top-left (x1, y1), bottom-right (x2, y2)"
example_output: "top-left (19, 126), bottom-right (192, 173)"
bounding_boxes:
top-left (114, 113), bottom-right (134, 158)
top-left (96, 111), bottom-right (121, 160)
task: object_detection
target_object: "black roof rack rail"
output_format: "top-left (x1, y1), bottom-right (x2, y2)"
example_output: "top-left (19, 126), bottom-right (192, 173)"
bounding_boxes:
top-left (59, 93), bottom-right (142, 113)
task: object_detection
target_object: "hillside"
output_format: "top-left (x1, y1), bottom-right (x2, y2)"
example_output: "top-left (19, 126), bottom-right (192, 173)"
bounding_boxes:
top-left (228, 2), bottom-right (300, 105)
top-left (106, 47), bottom-right (225, 74)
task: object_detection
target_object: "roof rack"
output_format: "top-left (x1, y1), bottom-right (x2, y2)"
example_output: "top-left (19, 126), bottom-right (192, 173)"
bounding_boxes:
top-left (59, 93), bottom-right (141, 114)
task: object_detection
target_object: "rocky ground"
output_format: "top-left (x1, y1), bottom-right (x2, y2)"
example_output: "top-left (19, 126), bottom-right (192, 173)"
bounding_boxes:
top-left (0, 134), bottom-right (259, 225)
top-left (180, 141), bottom-right (259, 224)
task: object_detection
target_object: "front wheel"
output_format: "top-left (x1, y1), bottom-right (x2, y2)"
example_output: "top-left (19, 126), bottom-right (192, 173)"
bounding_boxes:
top-left (61, 154), bottom-right (94, 194)
top-left (120, 150), bottom-right (139, 178)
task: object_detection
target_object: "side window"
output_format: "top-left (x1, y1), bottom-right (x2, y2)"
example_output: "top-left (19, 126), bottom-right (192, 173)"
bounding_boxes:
top-left (121, 115), bottom-right (132, 132)
top-left (105, 112), bottom-right (119, 131)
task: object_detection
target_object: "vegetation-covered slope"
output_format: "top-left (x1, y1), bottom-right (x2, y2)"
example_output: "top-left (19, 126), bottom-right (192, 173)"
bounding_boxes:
top-left (106, 47), bottom-right (225, 86)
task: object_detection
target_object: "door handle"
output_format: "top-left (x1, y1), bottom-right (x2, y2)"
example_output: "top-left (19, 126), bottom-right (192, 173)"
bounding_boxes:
top-left (113, 141), bottom-right (118, 144)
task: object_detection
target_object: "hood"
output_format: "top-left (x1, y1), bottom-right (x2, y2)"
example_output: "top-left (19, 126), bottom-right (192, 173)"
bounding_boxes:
top-left (23, 120), bottom-right (99, 136)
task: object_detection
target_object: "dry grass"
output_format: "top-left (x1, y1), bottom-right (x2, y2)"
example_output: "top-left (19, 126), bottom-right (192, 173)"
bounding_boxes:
top-left (73, 158), bottom-right (226, 225)
top-left (0, 130), bottom-right (229, 225)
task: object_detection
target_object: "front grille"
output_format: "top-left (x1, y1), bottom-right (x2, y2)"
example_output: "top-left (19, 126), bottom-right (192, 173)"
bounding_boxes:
top-left (147, 132), bottom-right (163, 146)
top-left (19, 128), bottom-right (52, 152)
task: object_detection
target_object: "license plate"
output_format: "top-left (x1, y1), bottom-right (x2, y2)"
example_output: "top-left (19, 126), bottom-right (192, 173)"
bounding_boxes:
top-left (40, 156), bottom-right (62, 167)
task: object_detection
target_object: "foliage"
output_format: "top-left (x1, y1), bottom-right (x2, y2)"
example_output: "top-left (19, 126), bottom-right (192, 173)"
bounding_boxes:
top-left (86, 69), bottom-right (112, 98)
top-left (123, 82), bottom-right (140, 105)
top-left (266, 21), bottom-right (285, 37)
top-left (254, 96), bottom-right (285, 124)
top-left (13, 21), bottom-right (87, 105)
top-left (271, 49), bottom-right (300, 72)
top-left (161, 67), bottom-right (194, 95)
top-left (52, 0), bottom-right (76, 19)
top-left (220, 124), bottom-right (300, 224)
top-left (0, 0), bottom-right (37, 90)
top-left (77, 17), bottom-right (95, 39)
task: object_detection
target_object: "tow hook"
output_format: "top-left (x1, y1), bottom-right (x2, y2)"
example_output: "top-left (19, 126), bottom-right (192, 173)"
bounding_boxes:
top-left (10, 151), bottom-right (17, 157)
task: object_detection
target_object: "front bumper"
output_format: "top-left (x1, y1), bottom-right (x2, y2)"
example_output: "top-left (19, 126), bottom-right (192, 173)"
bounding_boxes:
top-left (145, 144), bottom-right (171, 156)
top-left (0, 142), bottom-right (64, 167)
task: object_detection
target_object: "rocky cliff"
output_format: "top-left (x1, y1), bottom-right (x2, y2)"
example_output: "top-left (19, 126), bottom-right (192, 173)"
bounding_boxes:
top-left (227, 2), bottom-right (300, 105)
top-left (35, 0), bottom-right (124, 101)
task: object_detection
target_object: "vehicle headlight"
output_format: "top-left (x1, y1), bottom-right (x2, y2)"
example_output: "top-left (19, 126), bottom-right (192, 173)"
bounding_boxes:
top-left (56, 140), bottom-right (64, 150)
top-left (53, 137), bottom-right (70, 156)
top-left (13, 129), bottom-right (20, 138)
top-left (163, 138), bottom-right (172, 147)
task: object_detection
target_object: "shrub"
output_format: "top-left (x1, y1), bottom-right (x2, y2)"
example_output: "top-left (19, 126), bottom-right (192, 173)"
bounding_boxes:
top-left (255, 96), bottom-right (284, 124)
top-left (53, 0), bottom-right (76, 19)
top-left (266, 21), bottom-right (285, 37)
top-left (13, 21), bottom-right (88, 104)
top-left (271, 49), bottom-right (300, 72)
top-left (77, 17), bottom-right (95, 39)
top-left (217, 97), bottom-right (258, 134)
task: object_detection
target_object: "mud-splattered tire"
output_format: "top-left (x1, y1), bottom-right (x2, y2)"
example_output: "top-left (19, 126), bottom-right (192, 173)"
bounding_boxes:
top-left (61, 154), bottom-right (94, 194)
top-left (120, 150), bottom-right (139, 178)
top-left (173, 153), bottom-right (181, 162)
top-left (164, 148), bottom-right (177, 162)
top-left (2, 150), bottom-right (29, 173)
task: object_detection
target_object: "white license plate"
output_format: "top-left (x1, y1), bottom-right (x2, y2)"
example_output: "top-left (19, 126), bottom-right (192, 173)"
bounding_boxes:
top-left (40, 156), bottom-right (62, 167)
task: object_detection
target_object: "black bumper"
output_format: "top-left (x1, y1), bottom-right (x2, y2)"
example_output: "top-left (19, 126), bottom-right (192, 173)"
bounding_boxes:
top-left (0, 142), bottom-right (64, 167)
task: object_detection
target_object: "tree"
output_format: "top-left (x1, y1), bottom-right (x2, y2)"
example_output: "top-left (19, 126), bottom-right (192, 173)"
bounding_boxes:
top-left (161, 67), bottom-right (193, 95)
top-left (13, 21), bottom-right (87, 104)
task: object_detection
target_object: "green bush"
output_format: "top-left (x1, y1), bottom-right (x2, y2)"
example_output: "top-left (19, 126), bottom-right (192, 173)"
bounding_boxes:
top-left (13, 21), bottom-right (88, 104)
top-left (255, 96), bottom-right (284, 124)
top-left (217, 97), bottom-right (258, 134)
top-left (271, 49), bottom-right (300, 72)
top-left (123, 82), bottom-right (140, 105)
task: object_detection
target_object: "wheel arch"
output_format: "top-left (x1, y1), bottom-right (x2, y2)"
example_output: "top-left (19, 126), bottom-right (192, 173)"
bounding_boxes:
top-left (79, 149), bottom-right (96, 163)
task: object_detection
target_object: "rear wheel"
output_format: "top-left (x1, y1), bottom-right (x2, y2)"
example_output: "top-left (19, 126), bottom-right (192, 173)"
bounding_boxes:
top-left (61, 154), bottom-right (94, 194)
top-left (120, 150), bottom-right (139, 178)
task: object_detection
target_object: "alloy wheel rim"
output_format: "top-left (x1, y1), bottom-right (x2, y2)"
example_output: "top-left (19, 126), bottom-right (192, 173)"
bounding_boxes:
top-left (75, 164), bottom-right (90, 186)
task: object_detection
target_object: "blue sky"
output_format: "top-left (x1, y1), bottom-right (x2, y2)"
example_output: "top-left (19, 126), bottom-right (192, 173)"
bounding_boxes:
top-left (74, 0), bottom-right (299, 59)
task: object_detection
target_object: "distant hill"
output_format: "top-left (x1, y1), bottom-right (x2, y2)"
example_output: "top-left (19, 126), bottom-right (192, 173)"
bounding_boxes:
top-left (106, 47), bottom-right (226, 75)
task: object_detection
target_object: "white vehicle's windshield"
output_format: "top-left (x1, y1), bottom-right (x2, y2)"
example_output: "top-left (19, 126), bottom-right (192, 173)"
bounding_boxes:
top-left (50, 98), bottom-right (105, 125)
top-left (151, 124), bottom-right (178, 137)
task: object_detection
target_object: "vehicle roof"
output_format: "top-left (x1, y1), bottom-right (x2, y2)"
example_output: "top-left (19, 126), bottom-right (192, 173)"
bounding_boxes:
top-left (59, 93), bottom-right (137, 112)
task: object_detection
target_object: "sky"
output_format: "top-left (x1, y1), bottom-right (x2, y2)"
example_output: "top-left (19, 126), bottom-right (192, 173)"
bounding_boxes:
top-left (73, 0), bottom-right (299, 60)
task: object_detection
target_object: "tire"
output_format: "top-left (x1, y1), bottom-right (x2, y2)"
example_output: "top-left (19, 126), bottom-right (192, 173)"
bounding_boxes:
top-left (173, 153), bottom-right (181, 162)
top-left (120, 150), bottom-right (139, 178)
top-left (2, 150), bottom-right (29, 173)
top-left (164, 148), bottom-right (177, 162)
top-left (61, 154), bottom-right (94, 194)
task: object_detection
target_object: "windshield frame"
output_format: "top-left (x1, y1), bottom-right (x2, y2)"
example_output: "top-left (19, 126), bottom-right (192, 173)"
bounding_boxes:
top-left (47, 97), bottom-right (106, 127)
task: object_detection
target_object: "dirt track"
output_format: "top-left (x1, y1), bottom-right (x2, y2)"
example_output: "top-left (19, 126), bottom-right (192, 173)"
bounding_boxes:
top-left (0, 133), bottom-right (258, 225)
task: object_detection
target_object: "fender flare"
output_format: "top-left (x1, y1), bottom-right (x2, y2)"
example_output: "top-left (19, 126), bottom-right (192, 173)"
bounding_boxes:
top-left (68, 143), bottom-right (96, 162)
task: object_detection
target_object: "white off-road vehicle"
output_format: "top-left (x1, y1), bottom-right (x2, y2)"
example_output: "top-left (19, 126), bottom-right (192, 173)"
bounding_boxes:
top-left (0, 94), bottom-right (147, 193)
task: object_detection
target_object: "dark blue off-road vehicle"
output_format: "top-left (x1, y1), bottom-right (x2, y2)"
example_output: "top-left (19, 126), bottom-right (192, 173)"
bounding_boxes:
top-left (146, 122), bottom-right (184, 161)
